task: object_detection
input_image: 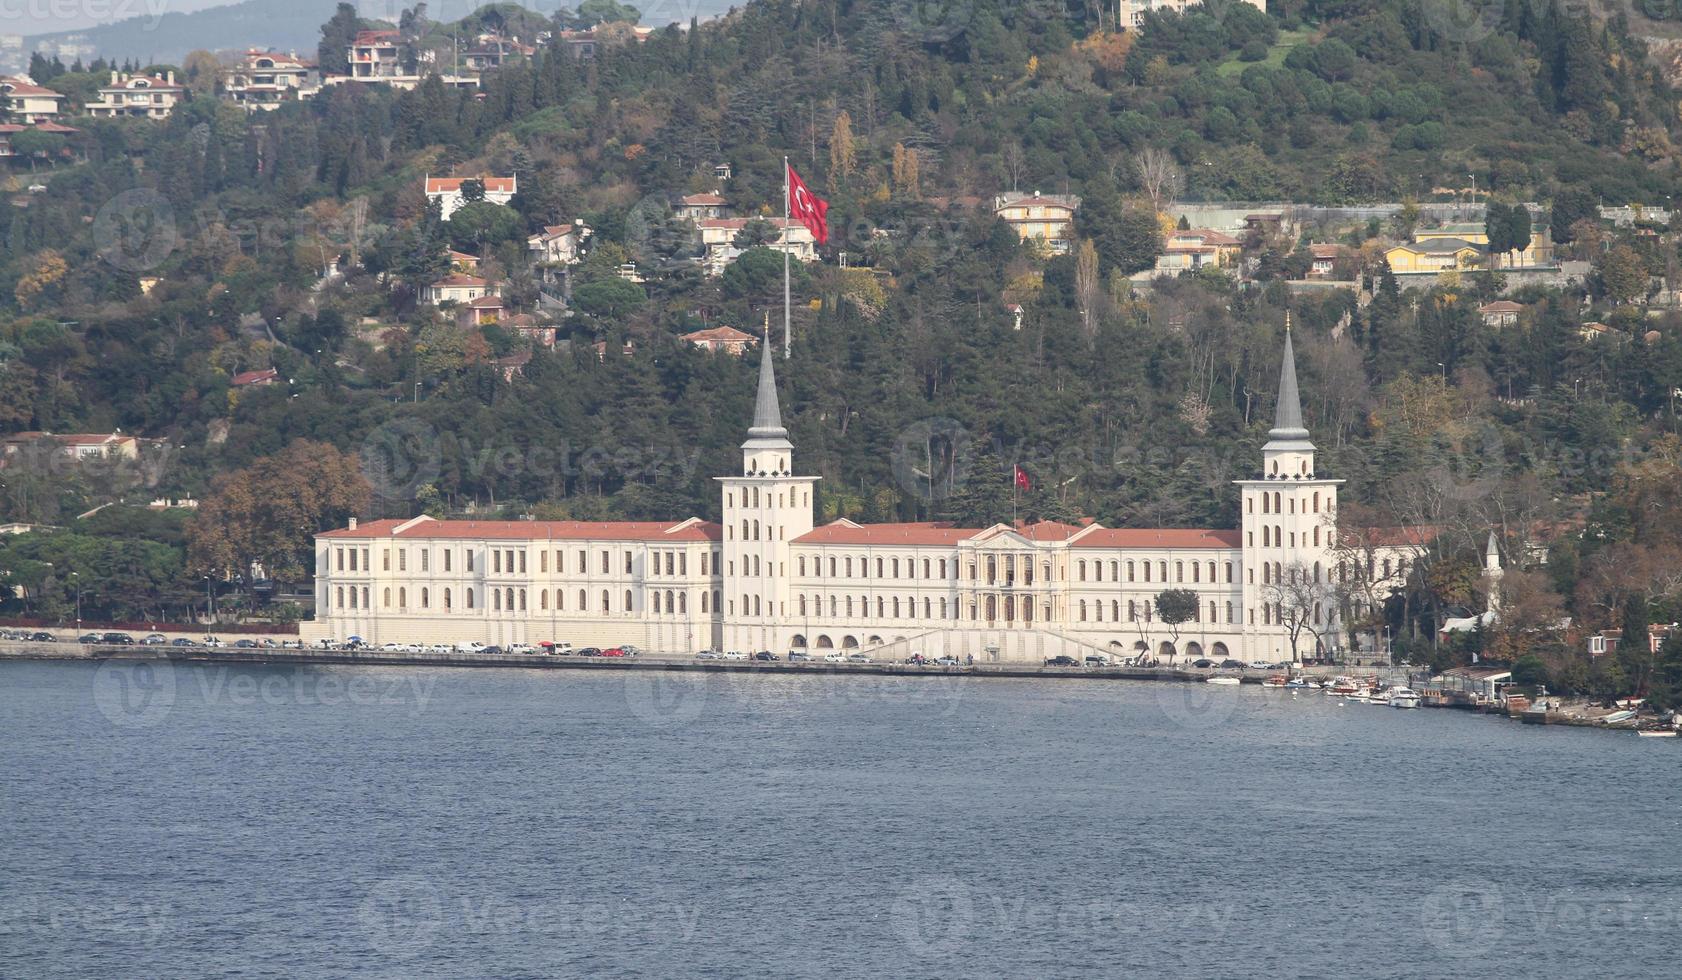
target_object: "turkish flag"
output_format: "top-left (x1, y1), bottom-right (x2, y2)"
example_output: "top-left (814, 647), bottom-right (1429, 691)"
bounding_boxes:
top-left (787, 162), bottom-right (829, 245)
top-left (1014, 465), bottom-right (1031, 491)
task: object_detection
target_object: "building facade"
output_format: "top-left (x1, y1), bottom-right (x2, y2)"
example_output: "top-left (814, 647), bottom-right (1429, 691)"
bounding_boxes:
top-left (303, 335), bottom-right (1416, 662)
top-left (83, 72), bottom-right (186, 119)
top-left (992, 192), bottom-right (1081, 255)
top-left (220, 51), bottom-right (313, 111)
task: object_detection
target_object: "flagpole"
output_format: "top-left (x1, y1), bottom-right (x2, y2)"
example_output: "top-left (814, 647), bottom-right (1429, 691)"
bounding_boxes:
top-left (783, 155), bottom-right (791, 360)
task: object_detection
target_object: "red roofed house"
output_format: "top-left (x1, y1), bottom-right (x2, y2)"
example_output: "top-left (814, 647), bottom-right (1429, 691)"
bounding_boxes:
top-left (423, 274), bottom-right (497, 306)
top-left (527, 222), bottom-right (590, 265)
top-left (300, 333), bottom-right (1436, 663)
top-left (681, 325), bottom-right (759, 355)
top-left (678, 191), bottom-right (729, 221)
top-left (231, 367), bottom-right (280, 387)
top-left (456, 293), bottom-right (507, 328)
top-left (1307, 243), bottom-right (1341, 279)
top-left (0, 76), bottom-right (67, 123)
top-left (2, 431), bottom-right (142, 462)
top-left (696, 217), bottom-right (816, 275)
top-left (349, 30), bottom-right (405, 79)
top-left (424, 174), bottom-right (517, 220)
top-left (1479, 300), bottom-right (1523, 327)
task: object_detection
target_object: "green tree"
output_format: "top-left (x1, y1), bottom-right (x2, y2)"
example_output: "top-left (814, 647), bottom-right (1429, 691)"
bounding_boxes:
top-left (446, 202), bottom-right (522, 250)
top-left (1596, 245), bottom-right (1647, 305)
top-left (1550, 189), bottom-right (1598, 245)
top-left (1154, 588), bottom-right (1200, 657)
top-left (317, 2), bottom-right (362, 76)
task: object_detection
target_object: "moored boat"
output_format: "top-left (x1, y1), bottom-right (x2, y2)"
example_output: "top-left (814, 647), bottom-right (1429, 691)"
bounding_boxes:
top-left (1390, 687), bottom-right (1421, 709)
top-left (1262, 674), bottom-right (1289, 688)
top-left (1206, 676), bottom-right (1241, 686)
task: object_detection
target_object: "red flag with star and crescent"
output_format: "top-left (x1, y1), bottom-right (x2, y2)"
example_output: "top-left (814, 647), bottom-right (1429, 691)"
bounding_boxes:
top-left (787, 162), bottom-right (829, 245)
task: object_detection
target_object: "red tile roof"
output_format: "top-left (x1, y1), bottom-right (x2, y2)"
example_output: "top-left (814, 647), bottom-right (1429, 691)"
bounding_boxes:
top-left (681, 325), bottom-right (758, 345)
top-left (1070, 528), bottom-right (1241, 550)
top-left (0, 77), bottom-right (65, 98)
top-left (429, 274), bottom-right (488, 288)
top-left (231, 367), bottom-right (279, 386)
top-left (681, 192), bottom-right (727, 206)
top-left (320, 516), bottom-right (721, 542)
top-left (795, 521), bottom-right (979, 546)
top-left (354, 30), bottom-right (401, 45)
top-left (425, 176), bottom-right (516, 195)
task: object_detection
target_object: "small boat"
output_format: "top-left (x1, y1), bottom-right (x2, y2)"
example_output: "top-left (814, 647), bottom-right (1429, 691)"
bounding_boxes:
top-left (1390, 687), bottom-right (1421, 709)
top-left (1636, 729), bottom-right (1678, 738)
top-left (1343, 692), bottom-right (1371, 704)
top-left (1328, 676), bottom-right (1360, 696)
top-left (1205, 675), bottom-right (1241, 686)
top-left (1367, 688), bottom-right (1394, 705)
top-left (1262, 674), bottom-right (1289, 688)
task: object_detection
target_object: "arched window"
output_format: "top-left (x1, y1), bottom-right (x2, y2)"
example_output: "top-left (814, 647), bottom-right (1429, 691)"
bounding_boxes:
top-left (466, 588), bottom-right (475, 609)
top-left (1191, 562), bottom-right (1200, 583)
top-left (1225, 562), bottom-right (1233, 583)
top-left (1313, 492), bottom-right (1320, 513)
top-left (421, 588), bottom-right (429, 609)
top-left (624, 589), bottom-right (633, 611)
top-left (1313, 526), bottom-right (1320, 546)
top-left (383, 587), bottom-right (392, 608)
top-left (799, 556), bottom-right (806, 576)
top-left (1128, 600), bottom-right (1136, 621)
top-left (1159, 561), bottom-right (1167, 581)
top-left (336, 586), bottom-right (344, 608)
top-left (1225, 601), bottom-right (1233, 623)
top-left (1079, 600), bottom-right (1087, 622)
top-left (1110, 600), bottom-right (1119, 621)
top-left (398, 587), bottom-right (406, 608)
top-left (1093, 561), bottom-right (1102, 582)
top-left (1078, 560), bottom-right (1087, 582)
top-left (754, 595), bottom-right (762, 616)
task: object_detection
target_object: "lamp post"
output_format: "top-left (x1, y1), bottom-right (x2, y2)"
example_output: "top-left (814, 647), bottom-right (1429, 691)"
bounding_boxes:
top-left (69, 571), bottom-right (80, 636)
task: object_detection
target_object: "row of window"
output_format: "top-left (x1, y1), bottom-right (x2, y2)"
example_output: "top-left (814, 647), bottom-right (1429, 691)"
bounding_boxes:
top-left (334, 585), bottom-right (729, 616)
top-left (1077, 598), bottom-right (1236, 625)
top-left (1250, 490), bottom-right (1325, 516)
top-left (725, 486), bottom-right (806, 509)
top-left (1252, 525), bottom-right (1324, 549)
top-left (333, 545), bottom-right (722, 579)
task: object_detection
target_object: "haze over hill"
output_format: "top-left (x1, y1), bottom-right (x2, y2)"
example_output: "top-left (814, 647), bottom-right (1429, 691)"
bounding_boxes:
top-left (21, 0), bottom-right (734, 64)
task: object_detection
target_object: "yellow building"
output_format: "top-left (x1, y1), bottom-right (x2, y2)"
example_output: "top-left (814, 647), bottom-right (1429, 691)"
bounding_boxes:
top-left (1385, 239), bottom-right (1482, 273)
top-left (1413, 223), bottom-right (1551, 268)
top-left (993, 192), bottom-right (1081, 255)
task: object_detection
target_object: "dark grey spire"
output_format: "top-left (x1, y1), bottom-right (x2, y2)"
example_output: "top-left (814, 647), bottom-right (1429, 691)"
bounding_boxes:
top-left (1269, 325), bottom-right (1309, 441)
top-left (747, 343), bottom-right (787, 441)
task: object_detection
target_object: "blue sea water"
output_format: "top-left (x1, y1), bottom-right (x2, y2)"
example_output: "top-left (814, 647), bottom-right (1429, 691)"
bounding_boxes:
top-left (2, 659), bottom-right (1678, 977)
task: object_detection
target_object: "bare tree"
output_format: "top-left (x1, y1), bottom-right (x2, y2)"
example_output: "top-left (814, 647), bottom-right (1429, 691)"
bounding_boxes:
top-left (1262, 561), bottom-right (1338, 663)
top-left (1000, 141), bottom-right (1026, 193)
top-left (1136, 148), bottom-right (1182, 215)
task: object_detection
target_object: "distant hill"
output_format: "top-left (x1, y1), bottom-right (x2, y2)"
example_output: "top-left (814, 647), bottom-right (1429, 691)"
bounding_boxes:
top-left (22, 0), bottom-right (737, 65)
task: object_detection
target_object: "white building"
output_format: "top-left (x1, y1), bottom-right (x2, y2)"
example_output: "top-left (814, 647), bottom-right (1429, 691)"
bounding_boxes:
top-left (0, 76), bottom-right (66, 122)
top-left (1121, 0), bottom-right (1266, 29)
top-left (527, 222), bottom-right (589, 265)
top-left (422, 274), bottom-right (496, 306)
top-left (696, 217), bottom-right (816, 276)
top-left (220, 51), bottom-right (313, 111)
top-left (83, 71), bottom-right (186, 119)
top-left (302, 334), bottom-right (1423, 662)
top-left (425, 175), bottom-right (516, 221)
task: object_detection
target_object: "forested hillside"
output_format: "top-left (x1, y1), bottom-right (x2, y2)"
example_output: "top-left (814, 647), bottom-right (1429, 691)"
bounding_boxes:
top-left (2, 0), bottom-right (1682, 686)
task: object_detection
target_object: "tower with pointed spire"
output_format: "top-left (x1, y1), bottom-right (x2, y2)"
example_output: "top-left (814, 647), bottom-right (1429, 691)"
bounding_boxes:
top-left (717, 343), bottom-right (818, 652)
top-left (1234, 325), bottom-right (1345, 662)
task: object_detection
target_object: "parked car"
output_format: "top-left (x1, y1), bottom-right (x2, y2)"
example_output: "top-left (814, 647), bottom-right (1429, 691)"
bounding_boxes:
top-left (600, 647), bottom-right (628, 658)
top-left (721, 651), bottom-right (749, 660)
top-left (539, 642), bottom-right (573, 655)
top-left (171, 638), bottom-right (196, 647)
top-left (78, 633), bottom-right (102, 644)
top-left (576, 647), bottom-right (601, 657)
top-left (233, 639), bottom-right (258, 649)
top-left (102, 632), bottom-right (134, 645)
top-left (1190, 658), bottom-right (1216, 669)
top-left (1084, 656), bottom-right (1112, 668)
top-left (1044, 655), bottom-right (1079, 667)
top-left (845, 652), bottom-right (871, 664)
top-left (788, 651), bottom-right (810, 662)
top-left (695, 650), bottom-right (721, 660)
top-left (1220, 659), bottom-right (1247, 670)
top-left (481, 645), bottom-right (503, 656)
top-left (507, 643), bottom-right (536, 655)
top-left (1248, 660), bottom-right (1271, 670)
top-left (822, 652), bottom-right (845, 663)
top-left (753, 651), bottom-right (778, 661)
top-left (936, 656), bottom-right (960, 666)
top-left (28, 631), bottom-right (55, 642)
top-left (203, 636), bottom-right (225, 647)
top-left (619, 645), bottom-right (643, 657)
top-left (140, 633), bottom-right (168, 646)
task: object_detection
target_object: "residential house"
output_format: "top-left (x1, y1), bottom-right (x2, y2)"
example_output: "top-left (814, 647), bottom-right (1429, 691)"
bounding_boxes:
top-left (456, 294), bottom-right (507, 328)
top-left (696, 217), bottom-right (817, 276)
top-left (461, 36), bottom-right (534, 73)
top-left (527, 222), bottom-right (589, 265)
top-left (556, 25), bottom-right (657, 58)
top-left (83, 71), bottom-right (186, 119)
top-left (424, 175), bottom-right (516, 221)
top-left (423, 274), bottom-right (497, 306)
top-left (231, 367), bottom-right (280, 387)
top-left (0, 121), bottom-right (77, 160)
top-left (678, 191), bottom-right (729, 221)
top-left (349, 30), bottom-right (405, 79)
top-left (494, 349), bottom-right (532, 382)
top-left (1154, 228), bottom-right (1243, 275)
top-left (1307, 243), bottom-right (1341, 279)
top-left (1383, 238), bottom-right (1482, 274)
top-left (681, 325), bottom-right (759, 355)
top-left (1119, 0), bottom-right (1265, 29)
top-left (1588, 624), bottom-right (1676, 658)
top-left (447, 250), bottom-right (481, 273)
top-left (992, 191), bottom-right (1080, 255)
top-left (1478, 300), bottom-right (1523, 327)
top-left (0, 76), bottom-right (66, 122)
top-left (1, 432), bottom-right (142, 462)
top-left (221, 51), bottom-right (313, 111)
top-left (505, 313), bottom-right (556, 347)
top-left (1579, 321), bottom-right (1615, 342)
top-left (1414, 223), bottom-right (1552, 268)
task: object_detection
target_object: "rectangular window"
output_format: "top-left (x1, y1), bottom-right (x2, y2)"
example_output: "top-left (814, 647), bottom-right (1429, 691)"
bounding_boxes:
top-left (444, 550), bottom-right (452, 572)
top-left (336, 548), bottom-right (344, 571)
top-left (383, 550), bottom-right (391, 572)
top-left (420, 550), bottom-right (429, 572)
top-left (361, 548), bottom-right (369, 571)
top-left (494, 550), bottom-right (502, 574)
top-left (541, 551), bottom-right (548, 574)
top-left (398, 550), bottom-right (406, 572)
top-left (519, 551), bottom-right (527, 574)
top-left (466, 550), bottom-right (475, 573)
